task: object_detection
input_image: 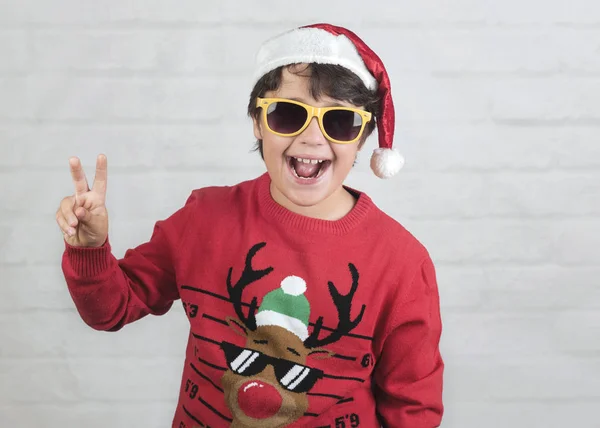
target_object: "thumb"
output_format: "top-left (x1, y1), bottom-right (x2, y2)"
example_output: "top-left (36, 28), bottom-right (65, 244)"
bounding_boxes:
top-left (74, 206), bottom-right (92, 224)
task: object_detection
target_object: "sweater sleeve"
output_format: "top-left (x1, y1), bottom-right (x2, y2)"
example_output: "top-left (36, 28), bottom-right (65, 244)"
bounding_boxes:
top-left (373, 255), bottom-right (444, 427)
top-left (61, 192), bottom-right (198, 332)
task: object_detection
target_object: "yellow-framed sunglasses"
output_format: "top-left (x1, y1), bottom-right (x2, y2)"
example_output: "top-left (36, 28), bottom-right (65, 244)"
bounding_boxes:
top-left (256, 97), bottom-right (372, 144)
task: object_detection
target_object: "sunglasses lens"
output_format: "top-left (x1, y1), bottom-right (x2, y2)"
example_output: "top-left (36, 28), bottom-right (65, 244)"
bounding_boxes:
top-left (266, 101), bottom-right (308, 135)
top-left (221, 342), bottom-right (267, 377)
top-left (274, 361), bottom-right (322, 393)
top-left (323, 110), bottom-right (363, 142)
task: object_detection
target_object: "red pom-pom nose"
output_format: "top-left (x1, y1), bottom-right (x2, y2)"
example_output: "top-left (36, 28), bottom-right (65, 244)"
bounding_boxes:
top-left (237, 380), bottom-right (282, 419)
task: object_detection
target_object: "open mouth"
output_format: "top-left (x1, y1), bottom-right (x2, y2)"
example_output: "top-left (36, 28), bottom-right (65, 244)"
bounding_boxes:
top-left (287, 156), bottom-right (331, 180)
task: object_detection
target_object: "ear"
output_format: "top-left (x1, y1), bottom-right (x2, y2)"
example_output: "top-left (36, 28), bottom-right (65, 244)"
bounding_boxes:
top-left (252, 115), bottom-right (263, 141)
top-left (225, 317), bottom-right (249, 338)
top-left (357, 135), bottom-right (368, 152)
top-left (307, 348), bottom-right (334, 360)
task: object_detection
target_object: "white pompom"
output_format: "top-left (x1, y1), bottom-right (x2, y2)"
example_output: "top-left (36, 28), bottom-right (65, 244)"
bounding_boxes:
top-left (281, 276), bottom-right (307, 296)
top-left (370, 148), bottom-right (405, 179)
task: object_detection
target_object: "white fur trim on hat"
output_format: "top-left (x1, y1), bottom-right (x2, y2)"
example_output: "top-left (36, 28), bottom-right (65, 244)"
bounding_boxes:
top-left (255, 310), bottom-right (309, 341)
top-left (370, 148), bottom-right (405, 179)
top-left (253, 27), bottom-right (377, 90)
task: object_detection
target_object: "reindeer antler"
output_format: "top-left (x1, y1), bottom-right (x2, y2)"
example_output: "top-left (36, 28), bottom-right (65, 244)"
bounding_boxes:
top-left (226, 242), bottom-right (274, 331)
top-left (304, 263), bottom-right (366, 348)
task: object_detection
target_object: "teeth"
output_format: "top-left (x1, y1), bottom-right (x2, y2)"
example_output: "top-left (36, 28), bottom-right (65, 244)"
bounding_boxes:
top-left (290, 156), bottom-right (328, 180)
top-left (294, 157), bottom-right (325, 164)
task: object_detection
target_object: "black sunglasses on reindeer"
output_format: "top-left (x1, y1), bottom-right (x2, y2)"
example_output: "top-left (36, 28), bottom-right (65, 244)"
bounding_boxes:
top-left (221, 341), bottom-right (324, 393)
top-left (256, 97), bottom-right (372, 144)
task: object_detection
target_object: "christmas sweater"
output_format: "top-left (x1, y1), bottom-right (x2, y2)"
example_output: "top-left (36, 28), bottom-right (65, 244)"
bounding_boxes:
top-left (62, 172), bottom-right (444, 428)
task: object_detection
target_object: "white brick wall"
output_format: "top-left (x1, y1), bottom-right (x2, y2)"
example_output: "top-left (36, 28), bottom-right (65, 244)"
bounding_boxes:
top-left (1, 1), bottom-right (599, 427)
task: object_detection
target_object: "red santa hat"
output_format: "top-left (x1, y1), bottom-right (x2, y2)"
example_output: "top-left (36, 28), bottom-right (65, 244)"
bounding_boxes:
top-left (252, 23), bottom-right (404, 178)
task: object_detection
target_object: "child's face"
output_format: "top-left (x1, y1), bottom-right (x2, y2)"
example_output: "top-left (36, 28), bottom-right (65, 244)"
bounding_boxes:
top-left (253, 66), bottom-right (364, 214)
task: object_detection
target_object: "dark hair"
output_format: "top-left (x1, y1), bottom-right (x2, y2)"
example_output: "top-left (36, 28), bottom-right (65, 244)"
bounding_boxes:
top-left (247, 63), bottom-right (380, 158)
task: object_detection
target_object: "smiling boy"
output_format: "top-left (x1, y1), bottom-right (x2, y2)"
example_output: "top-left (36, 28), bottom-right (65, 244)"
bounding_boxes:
top-left (56, 24), bottom-right (444, 427)
top-left (252, 65), bottom-right (372, 221)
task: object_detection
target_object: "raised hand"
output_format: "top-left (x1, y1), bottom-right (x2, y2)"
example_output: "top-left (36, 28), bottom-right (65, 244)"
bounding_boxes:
top-left (56, 154), bottom-right (109, 247)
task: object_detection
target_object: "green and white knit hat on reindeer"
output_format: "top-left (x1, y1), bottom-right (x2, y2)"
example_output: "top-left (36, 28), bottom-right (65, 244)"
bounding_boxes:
top-left (255, 276), bottom-right (310, 341)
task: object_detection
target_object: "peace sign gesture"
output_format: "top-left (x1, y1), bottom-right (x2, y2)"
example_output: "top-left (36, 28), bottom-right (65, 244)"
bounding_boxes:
top-left (56, 154), bottom-right (109, 247)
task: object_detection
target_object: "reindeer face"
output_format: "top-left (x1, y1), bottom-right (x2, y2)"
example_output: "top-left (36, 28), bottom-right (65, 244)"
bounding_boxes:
top-left (220, 243), bottom-right (365, 428)
top-left (221, 324), bottom-right (326, 428)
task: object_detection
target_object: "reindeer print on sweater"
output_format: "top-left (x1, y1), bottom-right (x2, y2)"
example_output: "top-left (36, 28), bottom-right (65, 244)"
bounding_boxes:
top-left (178, 242), bottom-right (371, 428)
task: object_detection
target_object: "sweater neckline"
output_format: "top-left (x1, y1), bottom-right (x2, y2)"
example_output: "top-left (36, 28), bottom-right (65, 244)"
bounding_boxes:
top-left (256, 172), bottom-right (373, 235)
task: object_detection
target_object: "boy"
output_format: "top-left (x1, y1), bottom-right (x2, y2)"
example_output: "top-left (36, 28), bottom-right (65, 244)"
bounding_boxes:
top-left (56, 23), bottom-right (444, 427)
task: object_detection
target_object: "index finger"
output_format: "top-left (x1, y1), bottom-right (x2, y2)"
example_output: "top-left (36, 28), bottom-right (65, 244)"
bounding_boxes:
top-left (69, 157), bottom-right (89, 196)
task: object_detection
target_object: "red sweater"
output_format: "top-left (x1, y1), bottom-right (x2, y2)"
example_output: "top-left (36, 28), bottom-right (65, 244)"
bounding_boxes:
top-left (62, 173), bottom-right (444, 428)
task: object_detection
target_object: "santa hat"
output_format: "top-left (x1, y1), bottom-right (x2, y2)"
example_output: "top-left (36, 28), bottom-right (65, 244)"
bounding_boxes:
top-left (255, 276), bottom-right (311, 341)
top-left (252, 23), bottom-right (405, 178)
